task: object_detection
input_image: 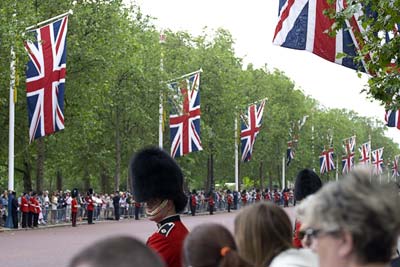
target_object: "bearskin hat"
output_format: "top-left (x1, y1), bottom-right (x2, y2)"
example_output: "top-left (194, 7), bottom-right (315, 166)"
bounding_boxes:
top-left (87, 188), bottom-right (93, 196)
top-left (294, 169), bottom-right (322, 201)
top-left (72, 188), bottom-right (78, 198)
top-left (129, 146), bottom-right (188, 213)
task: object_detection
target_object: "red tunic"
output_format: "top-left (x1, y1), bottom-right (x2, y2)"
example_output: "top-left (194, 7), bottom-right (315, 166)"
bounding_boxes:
top-left (29, 197), bottom-right (39, 214)
top-left (86, 196), bottom-right (94, 211)
top-left (227, 195), bottom-right (233, 204)
top-left (71, 198), bottom-right (78, 213)
top-left (21, 196), bottom-right (29, 213)
top-left (292, 219), bottom-right (303, 248)
top-left (147, 215), bottom-right (189, 267)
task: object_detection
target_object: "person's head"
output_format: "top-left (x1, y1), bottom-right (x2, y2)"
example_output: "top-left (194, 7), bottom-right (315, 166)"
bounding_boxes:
top-left (129, 146), bottom-right (187, 222)
top-left (234, 202), bottom-right (292, 267)
top-left (294, 168), bottom-right (322, 201)
top-left (183, 223), bottom-right (251, 267)
top-left (69, 236), bottom-right (164, 267)
top-left (297, 167), bottom-right (400, 267)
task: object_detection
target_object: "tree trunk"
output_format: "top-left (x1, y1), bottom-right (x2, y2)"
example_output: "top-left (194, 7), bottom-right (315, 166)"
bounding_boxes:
top-left (100, 166), bottom-right (109, 194)
top-left (259, 161), bottom-right (264, 191)
top-left (56, 169), bottom-right (63, 191)
top-left (36, 138), bottom-right (45, 193)
top-left (83, 166), bottom-right (90, 192)
top-left (23, 158), bottom-right (32, 192)
top-left (114, 110), bottom-right (121, 191)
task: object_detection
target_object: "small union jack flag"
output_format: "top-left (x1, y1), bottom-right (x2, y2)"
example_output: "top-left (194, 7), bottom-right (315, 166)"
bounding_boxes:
top-left (385, 110), bottom-right (400, 130)
top-left (25, 16), bottom-right (69, 142)
top-left (319, 148), bottom-right (335, 175)
top-left (392, 155), bottom-right (399, 178)
top-left (343, 136), bottom-right (356, 155)
top-left (359, 142), bottom-right (371, 165)
top-left (371, 148), bottom-right (384, 175)
top-left (240, 100), bottom-right (266, 162)
top-left (342, 153), bottom-right (354, 175)
top-left (169, 71), bottom-right (202, 158)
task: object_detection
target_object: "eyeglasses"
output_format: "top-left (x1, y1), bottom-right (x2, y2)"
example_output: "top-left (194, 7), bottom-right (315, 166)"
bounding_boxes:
top-left (299, 228), bottom-right (338, 240)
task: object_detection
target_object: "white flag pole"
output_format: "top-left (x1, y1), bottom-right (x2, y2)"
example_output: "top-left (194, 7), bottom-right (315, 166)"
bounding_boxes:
top-left (26, 10), bottom-right (73, 31)
top-left (8, 46), bottom-right (16, 191)
top-left (282, 156), bottom-right (285, 190)
top-left (235, 115), bottom-right (239, 192)
top-left (159, 31), bottom-right (165, 149)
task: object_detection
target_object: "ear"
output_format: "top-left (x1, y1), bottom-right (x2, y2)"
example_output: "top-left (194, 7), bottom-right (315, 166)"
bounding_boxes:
top-left (337, 231), bottom-right (354, 258)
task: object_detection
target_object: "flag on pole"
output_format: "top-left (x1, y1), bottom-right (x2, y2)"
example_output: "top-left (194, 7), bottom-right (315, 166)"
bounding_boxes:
top-left (343, 136), bottom-right (356, 155)
top-left (273, 0), bottom-right (368, 72)
top-left (371, 147), bottom-right (384, 175)
top-left (341, 136), bottom-right (355, 174)
top-left (286, 141), bottom-right (295, 166)
top-left (168, 71), bottom-right (202, 158)
top-left (25, 15), bottom-right (69, 142)
top-left (298, 115), bottom-right (308, 130)
top-left (240, 100), bottom-right (266, 162)
top-left (320, 148), bottom-right (335, 175)
top-left (385, 110), bottom-right (400, 129)
top-left (359, 142), bottom-right (371, 165)
top-left (392, 155), bottom-right (399, 178)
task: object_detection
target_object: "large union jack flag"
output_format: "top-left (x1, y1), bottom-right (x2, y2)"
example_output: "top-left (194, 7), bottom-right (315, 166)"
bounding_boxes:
top-left (25, 16), bottom-right (69, 143)
top-left (240, 100), bottom-right (266, 162)
top-left (359, 141), bottom-right (371, 165)
top-left (385, 110), bottom-right (400, 130)
top-left (169, 71), bottom-right (202, 158)
top-left (371, 147), bottom-right (384, 175)
top-left (319, 148), bottom-right (335, 175)
top-left (273, 0), bottom-right (367, 72)
top-left (392, 155), bottom-right (399, 178)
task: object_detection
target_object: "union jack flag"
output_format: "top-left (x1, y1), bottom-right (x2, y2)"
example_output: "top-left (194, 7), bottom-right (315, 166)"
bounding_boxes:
top-left (240, 100), bottom-right (266, 162)
top-left (392, 155), bottom-right (400, 178)
top-left (273, 0), bottom-right (367, 72)
top-left (25, 16), bottom-right (69, 142)
top-left (343, 136), bottom-right (356, 155)
top-left (359, 142), bottom-right (371, 165)
top-left (286, 141), bottom-right (295, 166)
top-left (169, 71), bottom-right (202, 158)
top-left (342, 153), bottom-right (354, 175)
top-left (385, 110), bottom-right (400, 130)
top-left (320, 148), bottom-right (335, 175)
top-left (371, 147), bottom-right (384, 175)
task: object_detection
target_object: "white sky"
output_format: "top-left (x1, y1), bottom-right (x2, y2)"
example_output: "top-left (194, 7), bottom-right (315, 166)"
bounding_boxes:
top-left (133, 0), bottom-right (400, 146)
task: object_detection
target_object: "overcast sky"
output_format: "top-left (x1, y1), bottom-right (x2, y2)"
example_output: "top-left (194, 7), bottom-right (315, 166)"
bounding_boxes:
top-left (133, 0), bottom-right (399, 146)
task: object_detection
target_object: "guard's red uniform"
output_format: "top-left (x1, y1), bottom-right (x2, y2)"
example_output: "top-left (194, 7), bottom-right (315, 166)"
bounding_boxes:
top-left (292, 219), bottom-right (303, 248)
top-left (20, 196), bottom-right (29, 213)
top-left (147, 215), bottom-right (188, 267)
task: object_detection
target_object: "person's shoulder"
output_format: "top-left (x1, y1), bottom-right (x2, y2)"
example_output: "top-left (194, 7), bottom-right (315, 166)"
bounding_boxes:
top-left (270, 248), bottom-right (318, 267)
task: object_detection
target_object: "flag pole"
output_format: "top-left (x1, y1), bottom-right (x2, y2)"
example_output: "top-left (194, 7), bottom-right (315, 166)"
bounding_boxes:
top-left (8, 46), bottom-right (16, 191)
top-left (159, 31), bottom-right (165, 149)
top-left (234, 115), bottom-right (239, 192)
top-left (282, 156), bottom-right (285, 190)
top-left (336, 156), bottom-right (339, 181)
top-left (26, 10), bottom-right (73, 31)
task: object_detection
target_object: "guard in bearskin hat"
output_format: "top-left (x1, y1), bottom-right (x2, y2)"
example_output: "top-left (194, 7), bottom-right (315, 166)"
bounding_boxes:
top-left (71, 188), bottom-right (79, 227)
top-left (130, 146), bottom-right (189, 267)
top-left (85, 188), bottom-right (95, 224)
top-left (293, 168), bottom-right (322, 248)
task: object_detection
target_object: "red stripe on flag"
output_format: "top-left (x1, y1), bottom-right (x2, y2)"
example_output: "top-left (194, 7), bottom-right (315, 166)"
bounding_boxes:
top-left (273, 0), bottom-right (296, 41)
top-left (313, 0), bottom-right (336, 62)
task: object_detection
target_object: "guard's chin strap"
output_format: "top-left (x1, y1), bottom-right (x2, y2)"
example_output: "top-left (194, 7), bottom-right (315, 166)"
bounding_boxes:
top-left (146, 199), bottom-right (169, 217)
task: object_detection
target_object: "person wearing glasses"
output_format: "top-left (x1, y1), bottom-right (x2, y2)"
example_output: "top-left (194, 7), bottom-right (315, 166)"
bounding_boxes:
top-left (297, 168), bottom-right (400, 267)
top-left (235, 202), bottom-right (318, 267)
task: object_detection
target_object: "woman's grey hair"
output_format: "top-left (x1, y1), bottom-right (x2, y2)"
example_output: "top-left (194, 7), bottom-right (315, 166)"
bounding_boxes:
top-left (298, 167), bottom-right (400, 264)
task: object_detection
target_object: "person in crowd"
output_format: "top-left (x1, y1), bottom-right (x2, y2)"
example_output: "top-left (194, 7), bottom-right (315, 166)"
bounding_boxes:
top-left (233, 190), bottom-right (238, 210)
top-left (51, 191), bottom-right (58, 224)
top-left (235, 202), bottom-right (318, 267)
top-left (226, 190), bottom-right (233, 212)
top-left (134, 199), bottom-right (141, 220)
top-left (71, 188), bottom-right (79, 227)
top-left (113, 191), bottom-right (120, 221)
top-left (183, 223), bottom-right (252, 267)
top-left (42, 190), bottom-right (50, 223)
top-left (11, 191), bottom-right (18, 229)
top-left (130, 146), bottom-right (189, 267)
top-left (297, 168), bottom-right (400, 267)
top-left (208, 191), bottom-right (215, 215)
top-left (20, 192), bottom-right (29, 228)
top-left (255, 189), bottom-right (261, 202)
top-left (293, 169), bottom-right (322, 248)
top-left (86, 189), bottom-right (95, 224)
top-left (240, 189), bottom-right (247, 207)
top-left (69, 236), bottom-right (164, 267)
top-left (189, 190), bottom-right (197, 216)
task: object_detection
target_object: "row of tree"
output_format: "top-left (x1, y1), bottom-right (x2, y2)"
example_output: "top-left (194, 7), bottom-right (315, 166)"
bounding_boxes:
top-left (0, 0), bottom-right (398, 194)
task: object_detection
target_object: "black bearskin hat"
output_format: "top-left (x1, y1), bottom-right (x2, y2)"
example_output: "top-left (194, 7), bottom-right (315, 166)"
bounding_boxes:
top-left (294, 169), bottom-right (322, 201)
top-left (227, 189), bottom-right (231, 194)
top-left (72, 188), bottom-right (78, 198)
top-left (87, 188), bottom-right (93, 196)
top-left (129, 146), bottom-right (188, 213)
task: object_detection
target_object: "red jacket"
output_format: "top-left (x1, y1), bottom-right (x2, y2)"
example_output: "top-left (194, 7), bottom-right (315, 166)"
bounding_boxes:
top-left (227, 195), bottom-right (233, 204)
top-left (71, 198), bottom-right (78, 213)
top-left (86, 196), bottom-right (94, 211)
top-left (293, 219), bottom-right (303, 248)
top-left (21, 196), bottom-right (29, 213)
top-left (29, 197), bottom-right (39, 214)
top-left (147, 215), bottom-right (189, 267)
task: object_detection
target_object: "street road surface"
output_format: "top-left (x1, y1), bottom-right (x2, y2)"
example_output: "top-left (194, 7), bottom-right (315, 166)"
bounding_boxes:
top-left (0, 207), bottom-right (296, 267)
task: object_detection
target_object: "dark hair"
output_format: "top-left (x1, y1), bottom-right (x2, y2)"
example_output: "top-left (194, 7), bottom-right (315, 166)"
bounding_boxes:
top-left (294, 168), bottom-right (322, 201)
top-left (183, 223), bottom-right (251, 267)
top-left (69, 236), bottom-right (163, 267)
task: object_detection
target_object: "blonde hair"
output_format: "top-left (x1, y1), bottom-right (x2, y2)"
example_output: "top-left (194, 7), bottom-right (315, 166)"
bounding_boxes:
top-left (235, 202), bottom-right (292, 267)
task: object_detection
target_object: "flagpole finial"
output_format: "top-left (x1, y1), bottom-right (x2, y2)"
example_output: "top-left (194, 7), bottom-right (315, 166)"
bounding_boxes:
top-left (68, 9), bottom-right (73, 15)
